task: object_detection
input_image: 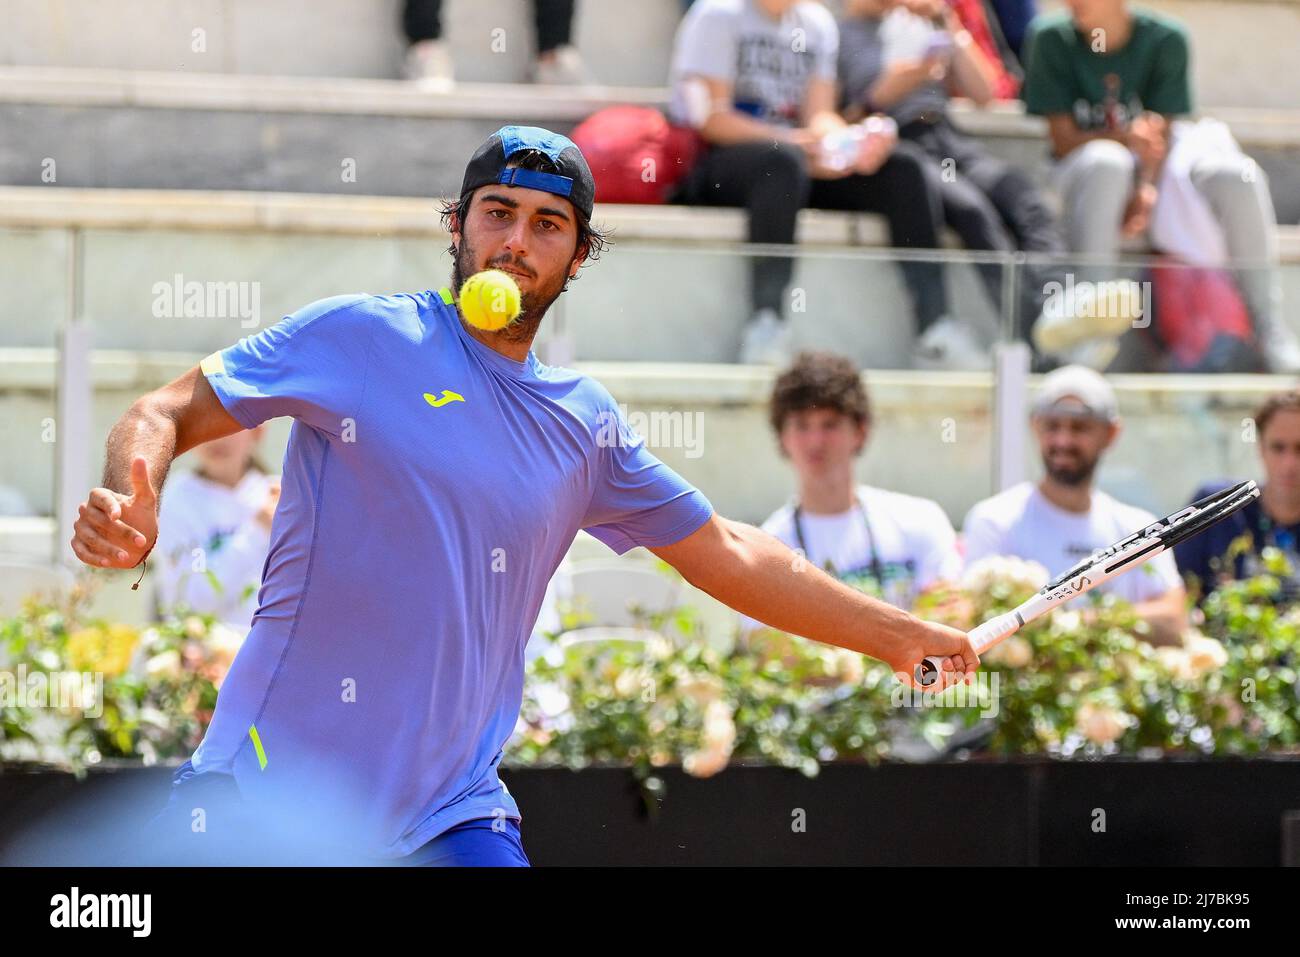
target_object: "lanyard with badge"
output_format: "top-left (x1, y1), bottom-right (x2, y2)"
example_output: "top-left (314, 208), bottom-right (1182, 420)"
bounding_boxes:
top-left (792, 495), bottom-right (884, 593)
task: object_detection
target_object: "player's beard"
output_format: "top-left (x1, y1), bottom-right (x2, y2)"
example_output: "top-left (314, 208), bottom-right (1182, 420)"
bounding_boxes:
top-left (451, 238), bottom-right (570, 345)
top-left (1043, 449), bottom-right (1099, 487)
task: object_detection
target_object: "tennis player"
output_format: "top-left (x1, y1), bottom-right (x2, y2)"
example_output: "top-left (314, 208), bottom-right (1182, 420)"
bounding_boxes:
top-left (70, 126), bottom-right (977, 866)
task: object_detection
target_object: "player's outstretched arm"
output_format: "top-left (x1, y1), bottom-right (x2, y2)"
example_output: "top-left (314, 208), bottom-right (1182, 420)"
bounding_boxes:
top-left (71, 366), bottom-right (244, 571)
top-left (650, 514), bottom-right (978, 688)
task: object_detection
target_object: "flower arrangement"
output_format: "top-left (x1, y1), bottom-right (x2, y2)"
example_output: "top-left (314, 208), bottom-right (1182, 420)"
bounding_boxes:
top-left (0, 580), bottom-right (239, 772)
top-left (3, 555), bottom-right (1297, 780)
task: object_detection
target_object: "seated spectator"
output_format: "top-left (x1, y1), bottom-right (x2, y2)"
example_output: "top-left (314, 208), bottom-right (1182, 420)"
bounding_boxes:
top-left (153, 428), bottom-right (279, 633)
top-left (667, 0), bottom-right (982, 369)
top-left (838, 0), bottom-right (1124, 366)
top-left (1020, 0), bottom-right (1300, 372)
top-left (923, 0), bottom-right (1022, 98)
top-left (986, 0), bottom-right (1036, 62)
top-left (1175, 390), bottom-right (1300, 601)
top-left (741, 351), bottom-right (962, 633)
top-left (403, 0), bottom-right (593, 88)
top-left (962, 365), bottom-right (1187, 644)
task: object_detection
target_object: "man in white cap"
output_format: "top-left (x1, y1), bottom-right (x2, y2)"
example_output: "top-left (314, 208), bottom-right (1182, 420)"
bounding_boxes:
top-left (962, 365), bottom-right (1187, 645)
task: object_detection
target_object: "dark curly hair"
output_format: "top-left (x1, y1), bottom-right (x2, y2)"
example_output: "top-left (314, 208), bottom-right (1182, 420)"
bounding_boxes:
top-left (768, 351), bottom-right (872, 438)
top-left (438, 148), bottom-right (611, 274)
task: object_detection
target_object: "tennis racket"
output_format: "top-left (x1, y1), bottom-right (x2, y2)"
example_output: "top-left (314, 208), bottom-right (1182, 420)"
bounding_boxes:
top-left (917, 480), bottom-right (1260, 687)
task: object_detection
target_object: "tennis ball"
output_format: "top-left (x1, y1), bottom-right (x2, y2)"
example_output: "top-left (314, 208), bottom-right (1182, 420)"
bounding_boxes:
top-left (458, 269), bottom-right (522, 331)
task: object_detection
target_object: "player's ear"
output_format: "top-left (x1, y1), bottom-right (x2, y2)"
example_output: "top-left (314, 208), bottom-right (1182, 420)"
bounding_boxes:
top-left (569, 239), bottom-right (589, 279)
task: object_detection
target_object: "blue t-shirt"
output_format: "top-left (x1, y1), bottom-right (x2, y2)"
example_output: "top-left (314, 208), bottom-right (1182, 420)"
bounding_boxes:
top-left (1173, 481), bottom-right (1300, 599)
top-left (189, 289), bottom-right (713, 857)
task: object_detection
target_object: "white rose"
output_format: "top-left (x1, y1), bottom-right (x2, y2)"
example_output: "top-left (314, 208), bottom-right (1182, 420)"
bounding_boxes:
top-left (144, 649), bottom-right (182, 680)
top-left (1052, 610), bottom-right (1083, 633)
top-left (614, 667), bottom-right (648, 699)
top-left (985, 635), bottom-right (1033, 669)
top-left (833, 649), bottom-right (865, 686)
top-left (1155, 646), bottom-right (1196, 681)
top-left (701, 699), bottom-right (736, 752)
top-left (1075, 701), bottom-right (1129, 744)
top-left (1184, 632), bottom-right (1228, 679)
top-left (678, 673), bottom-right (724, 707)
top-left (183, 616), bottom-right (206, 640)
top-left (961, 555), bottom-right (1049, 595)
top-left (683, 743), bottom-right (730, 778)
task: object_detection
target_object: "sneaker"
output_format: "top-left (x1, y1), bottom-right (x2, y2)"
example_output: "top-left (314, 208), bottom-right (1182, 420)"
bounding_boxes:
top-left (1062, 337), bottom-right (1120, 372)
top-left (404, 39), bottom-right (454, 90)
top-left (533, 45), bottom-right (596, 86)
top-left (739, 308), bottom-right (793, 366)
top-left (1031, 279), bottom-right (1143, 355)
top-left (1258, 324), bottom-right (1300, 374)
top-left (912, 317), bottom-right (991, 370)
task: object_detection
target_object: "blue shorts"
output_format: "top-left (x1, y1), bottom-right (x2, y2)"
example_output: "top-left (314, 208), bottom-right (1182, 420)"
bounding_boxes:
top-left (151, 760), bottom-right (529, 867)
top-left (396, 818), bottom-right (530, 867)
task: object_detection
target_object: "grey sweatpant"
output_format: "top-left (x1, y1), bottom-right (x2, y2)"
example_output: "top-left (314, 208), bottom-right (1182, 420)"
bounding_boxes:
top-left (1051, 138), bottom-right (1282, 350)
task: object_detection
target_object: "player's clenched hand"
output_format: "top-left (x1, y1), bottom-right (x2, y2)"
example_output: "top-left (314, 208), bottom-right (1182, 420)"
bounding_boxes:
top-left (71, 456), bottom-right (158, 569)
top-left (885, 618), bottom-right (980, 690)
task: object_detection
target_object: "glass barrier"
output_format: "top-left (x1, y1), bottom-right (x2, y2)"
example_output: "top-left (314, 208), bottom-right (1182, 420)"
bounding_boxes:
top-left (0, 227), bottom-right (63, 544)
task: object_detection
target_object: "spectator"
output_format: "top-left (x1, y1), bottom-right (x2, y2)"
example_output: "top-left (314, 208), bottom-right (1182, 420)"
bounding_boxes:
top-left (667, 0), bottom-right (983, 369)
top-left (741, 351), bottom-right (961, 632)
top-left (837, 0), bottom-right (1128, 365)
top-left (962, 365), bottom-right (1187, 645)
top-left (152, 428), bottom-right (279, 633)
top-left (1175, 390), bottom-right (1300, 601)
top-left (942, 0), bottom-right (1023, 98)
top-left (1021, 0), bottom-right (1300, 372)
top-left (987, 0), bottom-right (1036, 61)
top-left (403, 0), bottom-right (592, 88)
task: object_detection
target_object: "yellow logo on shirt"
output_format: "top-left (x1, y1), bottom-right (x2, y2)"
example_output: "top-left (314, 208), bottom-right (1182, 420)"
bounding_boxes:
top-left (424, 390), bottom-right (465, 408)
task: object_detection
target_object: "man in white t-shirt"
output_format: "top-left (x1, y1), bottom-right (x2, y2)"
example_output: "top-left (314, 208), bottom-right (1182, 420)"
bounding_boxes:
top-left (742, 352), bottom-right (961, 631)
top-left (962, 365), bottom-right (1187, 645)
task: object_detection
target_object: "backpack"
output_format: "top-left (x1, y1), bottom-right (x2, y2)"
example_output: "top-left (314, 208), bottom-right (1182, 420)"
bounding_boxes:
top-left (569, 106), bottom-right (704, 205)
top-left (1147, 258), bottom-right (1264, 373)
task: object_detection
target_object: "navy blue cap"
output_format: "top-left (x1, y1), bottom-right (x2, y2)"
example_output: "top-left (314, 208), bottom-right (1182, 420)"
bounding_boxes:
top-left (459, 125), bottom-right (595, 220)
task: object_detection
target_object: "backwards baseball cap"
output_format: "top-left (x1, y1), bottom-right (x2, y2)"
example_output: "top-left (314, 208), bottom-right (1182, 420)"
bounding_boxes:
top-left (1032, 365), bottom-right (1119, 422)
top-left (459, 125), bottom-right (596, 220)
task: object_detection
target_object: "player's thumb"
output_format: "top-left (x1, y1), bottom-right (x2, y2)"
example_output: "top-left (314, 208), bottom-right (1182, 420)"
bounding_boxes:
top-left (129, 456), bottom-right (156, 505)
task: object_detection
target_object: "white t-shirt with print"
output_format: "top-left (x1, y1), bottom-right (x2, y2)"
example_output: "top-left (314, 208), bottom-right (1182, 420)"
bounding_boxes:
top-left (153, 468), bottom-right (277, 632)
top-left (669, 0), bottom-right (840, 128)
top-left (740, 484), bottom-right (962, 631)
top-left (961, 481), bottom-right (1182, 604)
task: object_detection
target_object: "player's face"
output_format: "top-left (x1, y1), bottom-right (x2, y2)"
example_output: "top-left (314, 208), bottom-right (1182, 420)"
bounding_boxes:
top-left (1259, 410), bottom-right (1300, 495)
top-left (779, 408), bottom-right (867, 478)
top-left (452, 184), bottom-right (587, 339)
top-left (1033, 412), bottom-right (1117, 487)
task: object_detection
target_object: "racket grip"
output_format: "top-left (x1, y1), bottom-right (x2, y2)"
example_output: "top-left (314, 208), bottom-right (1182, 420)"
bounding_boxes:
top-left (915, 610), bottom-right (1023, 688)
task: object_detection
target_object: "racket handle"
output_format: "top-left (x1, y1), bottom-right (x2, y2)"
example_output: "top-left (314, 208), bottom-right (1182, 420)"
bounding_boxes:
top-left (915, 609), bottom-right (1023, 688)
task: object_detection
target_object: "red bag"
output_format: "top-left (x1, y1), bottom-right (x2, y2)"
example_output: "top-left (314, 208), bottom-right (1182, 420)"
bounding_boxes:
top-left (1149, 258), bottom-right (1262, 372)
top-left (570, 106), bottom-right (704, 205)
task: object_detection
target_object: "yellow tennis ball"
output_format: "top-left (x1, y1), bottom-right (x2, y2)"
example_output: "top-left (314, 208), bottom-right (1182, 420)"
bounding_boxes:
top-left (458, 269), bottom-right (522, 331)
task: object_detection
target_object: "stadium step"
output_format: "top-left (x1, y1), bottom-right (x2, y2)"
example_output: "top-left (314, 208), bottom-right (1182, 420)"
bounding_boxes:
top-left (1, 0), bottom-right (1297, 109)
top-left (3, 65), bottom-right (1300, 222)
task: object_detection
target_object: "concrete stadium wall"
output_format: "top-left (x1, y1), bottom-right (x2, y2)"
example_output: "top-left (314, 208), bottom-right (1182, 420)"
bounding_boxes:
top-left (1, 0), bottom-right (1298, 107)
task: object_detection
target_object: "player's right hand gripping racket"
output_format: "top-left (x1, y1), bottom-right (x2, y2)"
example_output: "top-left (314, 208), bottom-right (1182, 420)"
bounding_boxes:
top-left (917, 480), bottom-right (1260, 687)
